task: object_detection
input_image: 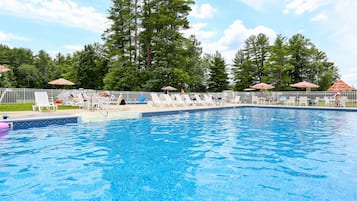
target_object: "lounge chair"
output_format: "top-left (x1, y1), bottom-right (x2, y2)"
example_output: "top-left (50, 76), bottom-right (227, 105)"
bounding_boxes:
top-left (298, 96), bottom-right (308, 106)
top-left (203, 94), bottom-right (215, 105)
top-left (182, 94), bottom-right (195, 106)
top-left (193, 94), bottom-right (205, 105)
top-left (324, 96), bottom-right (333, 106)
top-left (173, 94), bottom-right (185, 106)
top-left (286, 96), bottom-right (296, 106)
top-left (251, 96), bottom-right (259, 104)
top-left (339, 96), bottom-right (348, 107)
top-left (232, 95), bottom-right (241, 104)
top-left (150, 93), bottom-right (170, 107)
top-left (278, 96), bottom-right (287, 105)
top-left (160, 94), bottom-right (175, 106)
top-left (32, 92), bottom-right (57, 111)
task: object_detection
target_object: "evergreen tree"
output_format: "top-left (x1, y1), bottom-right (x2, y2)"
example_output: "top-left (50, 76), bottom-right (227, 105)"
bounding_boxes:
top-left (34, 50), bottom-right (56, 87)
top-left (244, 33), bottom-right (270, 83)
top-left (74, 44), bottom-right (108, 89)
top-left (232, 49), bottom-right (255, 90)
top-left (264, 35), bottom-right (294, 90)
top-left (208, 52), bottom-right (229, 92)
top-left (288, 33), bottom-right (312, 83)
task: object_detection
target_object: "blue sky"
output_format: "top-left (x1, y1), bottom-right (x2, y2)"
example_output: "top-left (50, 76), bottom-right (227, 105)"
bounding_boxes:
top-left (0, 0), bottom-right (356, 87)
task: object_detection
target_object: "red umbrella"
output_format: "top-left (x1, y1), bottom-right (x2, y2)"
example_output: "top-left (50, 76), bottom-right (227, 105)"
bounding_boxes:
top-left (327, 80), bottom-right (352, 92)
top-left (250, 83), bottom-right (274, 90)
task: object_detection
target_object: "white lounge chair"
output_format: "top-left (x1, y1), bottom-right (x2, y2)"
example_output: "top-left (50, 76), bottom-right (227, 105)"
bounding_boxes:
top-left (252, 96), bottom-right (259, 104)
top-left (324, 96), bottom-right (333, 106)
top-left (232, 95), bottom-right (241, 104)
top-left (203, 94), bottom-right (215, 105)
top-left (150, 93), bottom-right (162, 107)
top-left (298, 96), bottom-right (308, 106)
top-left (173, 94), bottom-right (185, 106)
top-left (32, 92), bottom-right (57, 111)
top-left (159, 94), bottom-right (175, 106)
top-left (286, 96), bottom-right (296, 106)
top-left (182, 94), bottom-right (195, 106)
top-left (339, 96), bottom-right (348, 107)
top-left (193, 94), bottom-right (205, 105)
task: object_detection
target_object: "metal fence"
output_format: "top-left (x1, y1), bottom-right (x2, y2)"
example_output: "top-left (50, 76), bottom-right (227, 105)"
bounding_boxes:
top-left (0, 88), bottom-right (356, 107)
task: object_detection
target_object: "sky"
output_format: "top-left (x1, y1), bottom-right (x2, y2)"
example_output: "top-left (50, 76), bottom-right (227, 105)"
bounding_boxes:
top-left (0, 0), bottom-right (356, 87)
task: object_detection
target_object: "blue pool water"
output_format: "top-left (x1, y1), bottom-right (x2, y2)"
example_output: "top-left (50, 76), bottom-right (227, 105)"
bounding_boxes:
top-left (1, 107), bottom-right (357, 200)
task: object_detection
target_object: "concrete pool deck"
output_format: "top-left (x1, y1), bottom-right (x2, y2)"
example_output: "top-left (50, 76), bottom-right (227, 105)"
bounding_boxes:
top-left (2, 103), bottom-right (357, 125)
top-left (1, 104), bottom-right (239, 123)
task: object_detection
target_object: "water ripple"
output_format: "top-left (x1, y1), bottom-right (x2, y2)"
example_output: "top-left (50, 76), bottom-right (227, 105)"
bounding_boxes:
top-left (0, 108), bottom-right (356, 200)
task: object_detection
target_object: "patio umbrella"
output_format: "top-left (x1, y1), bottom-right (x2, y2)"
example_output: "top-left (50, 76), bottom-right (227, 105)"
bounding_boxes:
top-left (250, 83), bottom-right (274, 90)
top-left (48, 78), bottom-right (75, 86)
top-left (290, 81), bottom-right (319, 91)
top-left (161, 86), bottom-right (177, 91)
top-left (0, 65), bottom-right (10, 73)
top-left (327, 80), bottom-right (352, 92)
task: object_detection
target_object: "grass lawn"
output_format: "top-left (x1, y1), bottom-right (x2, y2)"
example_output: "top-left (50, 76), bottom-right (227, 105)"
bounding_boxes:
top-left (0, 103), bottom-right (79, 112)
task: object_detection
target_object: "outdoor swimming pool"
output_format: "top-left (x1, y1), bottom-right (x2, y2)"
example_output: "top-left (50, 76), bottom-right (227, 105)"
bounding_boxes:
top-left (0, 107), bottom-right (356, 200)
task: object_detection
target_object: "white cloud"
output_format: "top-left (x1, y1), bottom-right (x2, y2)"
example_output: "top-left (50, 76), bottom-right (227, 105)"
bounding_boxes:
top-left (327, 0), bottom-right (357, 87)
top-left (191, 20), bottom-right (276, 64)
top-left (64, 44), bottom-right (83, 52)
top-left (190, 3), bottom-right (216, 19)
top-left (0, 0), bottom-right (108, 33)
top-left (284, 0), bottom-right (330, 15)
top-left (341, 69), bottom-right (357, 89)
top-left (0, 31), bottom-right (27, 41)
top-left (182, 23), bottom-right (217, 40)
top-left (240, 0), bottom-right (274, 10)
top-left (310, 12), bottom-right (328, 21)
top-left (45, 44), bottom-right (83, 57)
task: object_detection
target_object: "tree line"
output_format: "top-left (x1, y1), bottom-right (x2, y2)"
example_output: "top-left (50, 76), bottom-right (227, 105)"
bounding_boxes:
top-left (0, 0), bottom-right (339, 92)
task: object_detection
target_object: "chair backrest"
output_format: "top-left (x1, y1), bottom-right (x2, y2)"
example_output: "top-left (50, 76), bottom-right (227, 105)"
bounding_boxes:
top-left (194, 94), bottom-right (204, 105)
top-left (162, 94), bottom-right (174, 106)
top-left (252, 96), bottom-right (259, 104)
top-left (34, 92), bottom-right (51, 107)
top-left (182, 94), bottom-right (194, 105)
top-left (150, 93), bottom-right (161, 106)
top-left (174, 94), bottom-right (185, 105)
top-left (340, 96), bottom-right (348, 107)
top-left (234, 96), bottom-right (240, 103)
top-left (204, 94), bottom-right (215, 105)
top-left (299, 96), bottom-right (307, 102)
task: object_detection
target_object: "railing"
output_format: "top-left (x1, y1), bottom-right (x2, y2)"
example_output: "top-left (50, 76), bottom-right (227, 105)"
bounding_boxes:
top-left (0, 88), bottom-right (356, 107)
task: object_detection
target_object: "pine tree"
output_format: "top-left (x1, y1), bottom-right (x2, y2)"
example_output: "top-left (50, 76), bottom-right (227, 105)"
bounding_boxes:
top-left (208, 52), bottom-right (229, 92)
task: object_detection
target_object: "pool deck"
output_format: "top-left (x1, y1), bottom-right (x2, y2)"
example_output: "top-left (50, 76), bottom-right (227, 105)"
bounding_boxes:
top-left (2, 103), bottom-right (357, 125)
top-left (1, 104), bottom-right (238, 123)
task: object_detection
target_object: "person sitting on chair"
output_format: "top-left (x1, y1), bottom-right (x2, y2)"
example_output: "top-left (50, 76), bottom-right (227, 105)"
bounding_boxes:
top-left (117, 94), bottom-right (126, 105)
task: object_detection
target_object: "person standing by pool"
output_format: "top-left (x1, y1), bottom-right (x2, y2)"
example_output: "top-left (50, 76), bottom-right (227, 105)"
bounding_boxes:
top-left (180, 89), bottom-right (185, 95)
top-left (334, 91), bottom-right (341, 107)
